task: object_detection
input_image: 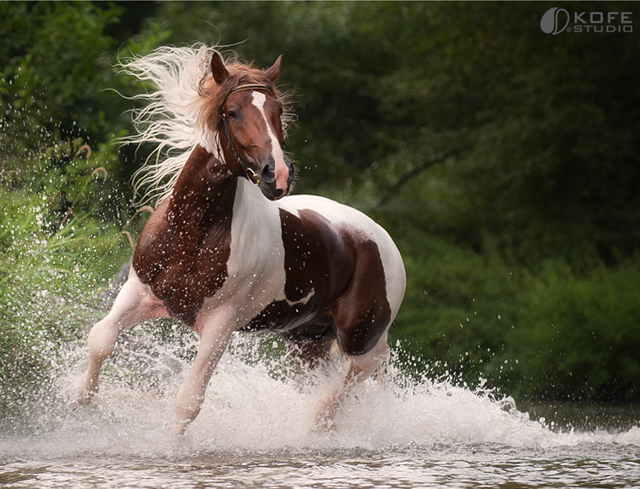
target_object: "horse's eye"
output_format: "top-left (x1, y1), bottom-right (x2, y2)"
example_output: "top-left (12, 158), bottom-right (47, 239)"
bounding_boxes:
top-left (228, 110), bottom-right (238, 121)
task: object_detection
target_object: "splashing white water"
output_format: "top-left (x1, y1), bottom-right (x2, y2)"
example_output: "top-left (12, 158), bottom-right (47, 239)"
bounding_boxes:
top-left (1, 330), bottom-right (639, 461)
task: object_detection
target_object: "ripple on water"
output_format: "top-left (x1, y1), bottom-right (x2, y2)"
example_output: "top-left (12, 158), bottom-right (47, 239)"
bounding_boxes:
top-left (1, 335), bottom-right (639, 488)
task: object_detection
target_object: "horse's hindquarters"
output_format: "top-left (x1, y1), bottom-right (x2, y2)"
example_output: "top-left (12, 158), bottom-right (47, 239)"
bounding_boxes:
top-left (275, 194), bottom-right (406, 358)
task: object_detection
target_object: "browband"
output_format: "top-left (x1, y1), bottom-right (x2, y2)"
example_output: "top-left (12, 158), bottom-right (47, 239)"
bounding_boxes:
top-left (224, 83), bottom-right (273, 102)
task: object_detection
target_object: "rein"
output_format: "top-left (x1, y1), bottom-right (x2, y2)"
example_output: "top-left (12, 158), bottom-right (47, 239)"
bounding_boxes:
top-left (217, 83), bottom-right (275, 186)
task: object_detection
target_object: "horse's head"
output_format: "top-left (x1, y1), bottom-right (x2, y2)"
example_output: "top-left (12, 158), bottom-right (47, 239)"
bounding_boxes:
top-left (210, 53), bottom-right (294, 200)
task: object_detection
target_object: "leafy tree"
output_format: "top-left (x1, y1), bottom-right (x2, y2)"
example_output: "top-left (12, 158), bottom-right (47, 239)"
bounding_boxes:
top-left (1, 3), bottom-right (121, 149)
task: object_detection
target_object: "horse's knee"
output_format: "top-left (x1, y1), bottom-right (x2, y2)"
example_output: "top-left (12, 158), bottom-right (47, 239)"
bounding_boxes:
top-left (87, 318), bottom-right (120, 361)
top-left (87, 277), bottom-right (167, 360)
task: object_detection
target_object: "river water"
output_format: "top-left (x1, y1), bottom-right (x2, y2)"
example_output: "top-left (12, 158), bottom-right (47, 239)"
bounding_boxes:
top-left (1, 334), bottom-right (639, 488)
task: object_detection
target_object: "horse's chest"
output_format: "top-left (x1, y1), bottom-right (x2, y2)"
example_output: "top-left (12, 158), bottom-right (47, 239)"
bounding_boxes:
top-left (136, 223), bottom-right (232, 327)
top-left (160, 251), bottom-right (229, 324)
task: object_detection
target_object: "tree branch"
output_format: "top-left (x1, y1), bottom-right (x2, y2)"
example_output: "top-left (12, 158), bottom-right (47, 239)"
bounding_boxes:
top-left (377, 148), bottom-right (461, 208)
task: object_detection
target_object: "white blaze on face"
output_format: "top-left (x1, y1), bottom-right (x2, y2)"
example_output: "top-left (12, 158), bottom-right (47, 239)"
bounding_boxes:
top-left (251, 92), bottom-right (289, 192)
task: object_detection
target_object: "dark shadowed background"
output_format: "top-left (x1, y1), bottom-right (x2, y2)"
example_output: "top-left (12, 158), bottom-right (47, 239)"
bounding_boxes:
top-left (1, 2), bottom-right (639, 425)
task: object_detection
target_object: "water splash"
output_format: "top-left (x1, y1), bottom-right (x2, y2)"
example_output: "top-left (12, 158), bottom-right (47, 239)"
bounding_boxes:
top-left (1, 330), bottom-right (638, 461)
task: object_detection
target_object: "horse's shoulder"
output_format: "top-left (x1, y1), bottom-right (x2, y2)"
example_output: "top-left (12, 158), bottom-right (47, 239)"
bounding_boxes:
top-left (134, 200), bottom-right (170, 251)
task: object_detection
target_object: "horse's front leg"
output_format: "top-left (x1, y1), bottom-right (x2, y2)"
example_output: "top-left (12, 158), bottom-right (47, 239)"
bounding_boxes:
top-left (171, 306), bottom-right (236, 436)
top-left (71, 268), bottom-right (169, 404)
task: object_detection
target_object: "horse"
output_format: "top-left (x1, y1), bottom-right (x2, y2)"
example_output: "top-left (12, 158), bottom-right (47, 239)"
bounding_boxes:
top-left (71, 46), bottom-right (406, 436)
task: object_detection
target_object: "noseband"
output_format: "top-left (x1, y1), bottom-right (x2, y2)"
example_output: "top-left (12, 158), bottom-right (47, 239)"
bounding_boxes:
top-left (217, 83), bottom-right (275, 185)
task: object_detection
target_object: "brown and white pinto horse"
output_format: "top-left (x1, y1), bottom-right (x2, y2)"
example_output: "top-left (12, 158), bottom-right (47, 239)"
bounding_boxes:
top-left (72, 46), bottom-right (406, 436)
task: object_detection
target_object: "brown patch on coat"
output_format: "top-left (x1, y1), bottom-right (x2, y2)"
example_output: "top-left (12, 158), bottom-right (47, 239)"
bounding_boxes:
top-left (328, 237), bottom-right (392, 356)
top-left (133, 145), bottom-right (236, 327)
top-left (244, 207), bottom-right (392, 357)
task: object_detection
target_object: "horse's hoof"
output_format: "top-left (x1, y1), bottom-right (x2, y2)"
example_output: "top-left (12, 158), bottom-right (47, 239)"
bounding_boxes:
top-left (65, 377), bottom-right (97, 405)
top-left (312, 416), bottom-right (337, 433)
top-left (170, 423), bottom-right (188, 437)
top-left (76, 391), bottom-right (95, 406)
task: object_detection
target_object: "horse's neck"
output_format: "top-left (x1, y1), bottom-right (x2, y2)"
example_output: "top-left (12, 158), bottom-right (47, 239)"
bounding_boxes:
top-left (162, 145), bottom-right (281, 264)
top-left (167, 145), bottom-right (235, 230)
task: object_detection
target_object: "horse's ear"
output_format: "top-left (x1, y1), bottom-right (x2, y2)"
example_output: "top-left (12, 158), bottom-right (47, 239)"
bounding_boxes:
top-left (210, 52), bottom-right (230, 85)
top-left (264, 55), bottom-right (282, 84)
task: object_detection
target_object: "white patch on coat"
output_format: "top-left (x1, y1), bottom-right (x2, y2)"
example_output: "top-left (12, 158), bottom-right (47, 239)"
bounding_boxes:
top-left (197, 184), bottom-right (405, 356)
top-left (199, 179), bottom-right (314, 330)
top-left (286, 288), bottom-right (315, 307)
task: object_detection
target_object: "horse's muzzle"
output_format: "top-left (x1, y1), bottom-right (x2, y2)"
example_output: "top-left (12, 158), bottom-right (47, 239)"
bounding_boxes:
top-left (259, 154), bottom-right (294, 200)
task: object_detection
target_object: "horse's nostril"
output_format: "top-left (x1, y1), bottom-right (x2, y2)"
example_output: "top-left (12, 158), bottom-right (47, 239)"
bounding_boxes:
top-left (261, 165), bottom-right (275, 183)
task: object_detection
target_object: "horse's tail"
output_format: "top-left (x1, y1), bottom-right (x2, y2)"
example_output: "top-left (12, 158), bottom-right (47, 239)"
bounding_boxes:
top-left (119, 44), bottom-right (218, 206)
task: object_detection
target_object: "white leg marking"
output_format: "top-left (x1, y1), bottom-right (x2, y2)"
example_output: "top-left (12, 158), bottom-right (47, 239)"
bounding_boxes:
top-left (171, 305), bottom-right (237, 436)
top-left (70, 269), bottom-right (169, 404)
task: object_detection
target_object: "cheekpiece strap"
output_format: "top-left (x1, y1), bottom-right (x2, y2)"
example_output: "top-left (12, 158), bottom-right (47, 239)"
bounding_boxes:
top-left (217, 83), bottom-right (275, 186)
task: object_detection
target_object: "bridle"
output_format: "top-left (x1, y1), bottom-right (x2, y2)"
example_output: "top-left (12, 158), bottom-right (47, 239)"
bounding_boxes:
top-left (217, 83), bottom-right (275, 186)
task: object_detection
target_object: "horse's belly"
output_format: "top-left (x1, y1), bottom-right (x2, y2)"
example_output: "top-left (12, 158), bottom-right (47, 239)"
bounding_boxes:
top-left (240, 299), bottom-right (318, 333)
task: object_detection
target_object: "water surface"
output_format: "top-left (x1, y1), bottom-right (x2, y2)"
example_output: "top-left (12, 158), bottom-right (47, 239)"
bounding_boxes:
top-left (1, 335), bottom-right (639, 488)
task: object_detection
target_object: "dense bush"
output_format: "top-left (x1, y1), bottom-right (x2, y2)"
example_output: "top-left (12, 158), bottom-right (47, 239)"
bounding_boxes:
top-left (499, 260), bottom-right (640, 401)
top-left (0, 2), bottom-right (149, 424)
top-left (389, 222), bottom-right (640, 401)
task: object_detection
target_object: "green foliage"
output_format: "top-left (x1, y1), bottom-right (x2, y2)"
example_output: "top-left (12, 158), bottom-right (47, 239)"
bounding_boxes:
top-left (0, 144), bottom-right (134, 426)
top-left (0, 2), bottom-right (169, 426)
top-left (388, 226), bottom-right (518, 387)
top-left (0, 1), bottom-right (638, 409)
top-left (0, 3), bottom-right (122, 148)
top-left (0, 1), bottom-right (168, 187)
top-left (497, 260), bottom-right (640, 401)
top-left (389, 222), bottom-right (640, 401)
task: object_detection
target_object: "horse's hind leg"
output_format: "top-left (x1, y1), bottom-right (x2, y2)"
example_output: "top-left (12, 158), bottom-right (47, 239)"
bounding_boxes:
top-left (315, 238), bottom-right (403, 429)
top-left (314, 333), bottom-right (390, 428)
top-left (280, 317), bottom-right (337, 374)
top-left (314, 300), bottom-right (393, 429)
top-left (70, 268), bottom-right (168, 404)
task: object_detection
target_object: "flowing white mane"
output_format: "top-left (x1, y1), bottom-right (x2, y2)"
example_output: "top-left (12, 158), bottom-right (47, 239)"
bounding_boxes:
top-left (120, 44), bottom-right (220, 206)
